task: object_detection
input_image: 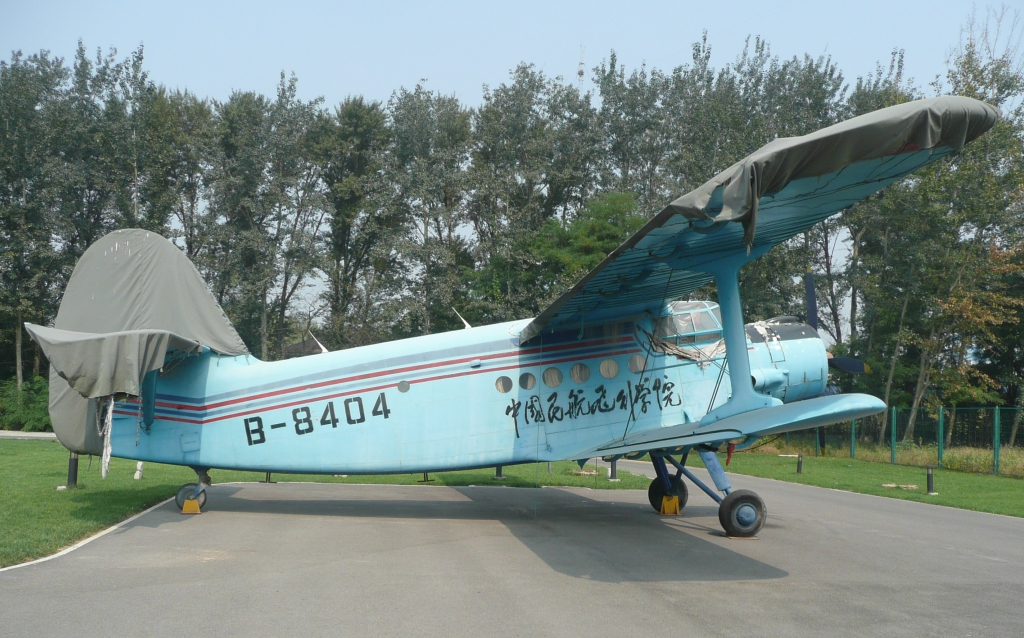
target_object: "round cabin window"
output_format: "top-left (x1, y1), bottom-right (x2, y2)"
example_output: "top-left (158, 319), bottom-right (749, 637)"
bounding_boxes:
top-left (397, 380), bottom-right (411, 393)
top-left (542, 367), bottom-right (563, 388)
top-left (519, 372), bottom-right (536, 390)
top-left (570, 363), bottom-right (590, 384)
top-left (495, 376), bottom-right (513, 393)
top-left (599, 359), bottom-right (619, 379)
top-left (627, 354), bottom-right (646, 374)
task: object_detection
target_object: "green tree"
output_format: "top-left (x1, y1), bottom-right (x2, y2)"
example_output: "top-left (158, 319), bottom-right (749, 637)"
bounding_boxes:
top-left (0, 51), bottom-right (66, 389)
top-left (386, 84), bottom-right (472, 335)
top-left (306, 96), bottom-right (397, 348)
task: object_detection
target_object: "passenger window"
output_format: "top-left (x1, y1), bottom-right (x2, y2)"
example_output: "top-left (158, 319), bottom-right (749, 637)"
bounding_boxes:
top-left (599, 359), bottom-right (619, 379)
top-left (570, 363), bottom-right (590, 384)
top-left (543, 367), bottom-right (563, 388)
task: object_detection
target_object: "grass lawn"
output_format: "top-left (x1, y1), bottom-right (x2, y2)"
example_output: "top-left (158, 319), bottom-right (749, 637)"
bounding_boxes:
top-left (6, 439), bottom-right (1023, 569)
top-left (0, 439), bottom-right (648, 568)
top-left (702, 452), bottom-right (1024, 518)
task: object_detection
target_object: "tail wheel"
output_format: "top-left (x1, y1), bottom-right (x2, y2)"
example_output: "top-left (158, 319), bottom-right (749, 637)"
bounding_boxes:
top-left (718, 489), bottom-right (766, 537)
top-left (647, 475), bottom-right (688, 513)
top-left (175, 483), bottom-right (208, 511)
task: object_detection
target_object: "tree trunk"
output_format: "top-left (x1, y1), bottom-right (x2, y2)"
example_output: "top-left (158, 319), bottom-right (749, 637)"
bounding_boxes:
top-left (848, 227), bottom-right (866, 342)
top-left (879, 293), bottom-right (910, 444)
top-left (902, 342), bottom-right (934, 442)
top-left (422, 218), bottom-right (431, 334)
top-left (15, 307), bottom-right (24, 393)
top-left (260, 283), bottom-right (268, 361)
top-left (945, 407), bottom-right (956, 449)
top-left (903, 326), bottom-right (936, 442)
top-left (1009, 390), bottom-right (1023, 448)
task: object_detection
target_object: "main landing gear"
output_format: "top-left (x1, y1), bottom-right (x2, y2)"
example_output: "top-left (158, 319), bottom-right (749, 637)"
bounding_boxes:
top-left (647, 446), bottom-right (766, 537)
top-left (176, 468), bottom-right (211, 514)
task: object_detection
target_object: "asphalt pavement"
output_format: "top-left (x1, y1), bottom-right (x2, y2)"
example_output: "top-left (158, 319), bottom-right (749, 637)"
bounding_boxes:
top-left (2, 463), bottom-right (1021, 637)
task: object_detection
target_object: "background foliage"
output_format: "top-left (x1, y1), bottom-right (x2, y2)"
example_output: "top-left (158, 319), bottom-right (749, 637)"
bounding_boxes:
top-left (2, 9), bottom-right (1022, 437)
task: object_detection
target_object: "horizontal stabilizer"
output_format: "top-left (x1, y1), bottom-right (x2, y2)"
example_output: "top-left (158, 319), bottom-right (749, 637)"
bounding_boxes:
top-left (588, 394), bottom-right (886, 457)
top-left (25, 324), bottom-right (199, 399)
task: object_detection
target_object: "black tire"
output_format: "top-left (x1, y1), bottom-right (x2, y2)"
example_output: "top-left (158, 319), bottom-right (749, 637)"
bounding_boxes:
top-left (647, 475), bottom-right (688, 512)
top-left (175, 483), bottom-right (208, 510)
top-left (718, 489), bottom-right (766, 537)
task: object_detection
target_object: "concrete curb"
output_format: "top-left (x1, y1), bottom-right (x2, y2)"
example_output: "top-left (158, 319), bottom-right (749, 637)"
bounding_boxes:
top-left (0, 497), bottom-right (174, 573)
top-left (0, 431), bottom-right (56, 440)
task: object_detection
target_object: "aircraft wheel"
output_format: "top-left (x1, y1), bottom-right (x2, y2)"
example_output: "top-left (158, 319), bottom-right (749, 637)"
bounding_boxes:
top-left (175, 483), bottom-right (207, 511)
top-left (718, 489), bottom-right (766, 537)
top-left (647, 475), bottom-right (688, 512)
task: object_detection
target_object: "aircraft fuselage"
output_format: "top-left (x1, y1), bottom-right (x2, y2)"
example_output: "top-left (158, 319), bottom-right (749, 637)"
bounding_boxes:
top-left (109, 307), bottom-right (827, 474)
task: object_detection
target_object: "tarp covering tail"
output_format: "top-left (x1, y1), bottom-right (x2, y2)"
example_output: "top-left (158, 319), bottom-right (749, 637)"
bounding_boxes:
top-left (24, 325), bottom-right (199, 398)
top-left (28, 229), bottom-right (249, 455)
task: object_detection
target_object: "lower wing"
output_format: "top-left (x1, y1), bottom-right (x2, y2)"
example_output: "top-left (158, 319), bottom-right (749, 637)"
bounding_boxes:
top-left (586, 394), bottom-right (885, 457)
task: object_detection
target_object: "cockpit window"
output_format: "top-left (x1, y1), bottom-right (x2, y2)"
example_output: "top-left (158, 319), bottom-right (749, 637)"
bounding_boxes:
top-left (655, 313), bottom-right (694, 339)
top-left (667, 301), bottom-right (707, 313)
top-left (692, 310), bottom-right (720, 333)
top-left (654, 305), bottom-right (722, 345)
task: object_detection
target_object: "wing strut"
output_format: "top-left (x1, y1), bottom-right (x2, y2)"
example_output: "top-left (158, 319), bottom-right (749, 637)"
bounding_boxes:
top-left (696, 245), bottom-right (781, 426)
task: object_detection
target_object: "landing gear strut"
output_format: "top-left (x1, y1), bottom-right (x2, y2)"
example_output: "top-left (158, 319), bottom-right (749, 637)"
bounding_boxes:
top-left (648, 446), bottom-right (767, 537)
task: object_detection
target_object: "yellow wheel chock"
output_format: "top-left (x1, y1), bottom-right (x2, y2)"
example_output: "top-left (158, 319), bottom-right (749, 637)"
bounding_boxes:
top-left (660, 495), bottom-right (681, 516)
top-left (181, 498), bottom-right (202, 515)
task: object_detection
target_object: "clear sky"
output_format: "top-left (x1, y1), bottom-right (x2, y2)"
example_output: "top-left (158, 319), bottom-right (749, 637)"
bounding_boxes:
top-left (0, 0), bottom-right (991, 106)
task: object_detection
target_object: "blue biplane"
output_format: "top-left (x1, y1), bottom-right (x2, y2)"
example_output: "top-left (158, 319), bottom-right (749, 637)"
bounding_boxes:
top-left (27, 96), bottom-right (998, 537)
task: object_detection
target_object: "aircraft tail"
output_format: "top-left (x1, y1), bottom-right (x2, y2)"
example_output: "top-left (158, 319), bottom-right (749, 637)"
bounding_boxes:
top-left (26, 229), bottom-right (248, 455)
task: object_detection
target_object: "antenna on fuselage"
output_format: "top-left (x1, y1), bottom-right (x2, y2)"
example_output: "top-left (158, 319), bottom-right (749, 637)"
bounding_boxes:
top-left (308, 330), bottom-right (329, 353)
top-left (452, 307), bottom-right (472, 329)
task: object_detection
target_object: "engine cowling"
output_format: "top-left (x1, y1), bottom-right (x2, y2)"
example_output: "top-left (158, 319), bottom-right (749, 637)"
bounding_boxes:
top-left (746, 320), bottom-right (828, 403)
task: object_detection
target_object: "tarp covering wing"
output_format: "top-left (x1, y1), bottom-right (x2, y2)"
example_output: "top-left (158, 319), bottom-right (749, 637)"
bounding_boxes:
top-left (25, 325), bottom-right (199, 398)
top-left (519, 96), bottom-right (998, 343)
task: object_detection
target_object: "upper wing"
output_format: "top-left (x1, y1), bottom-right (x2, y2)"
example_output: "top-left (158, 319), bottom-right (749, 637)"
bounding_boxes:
top-left (519, 96), bottom-right (998, 343)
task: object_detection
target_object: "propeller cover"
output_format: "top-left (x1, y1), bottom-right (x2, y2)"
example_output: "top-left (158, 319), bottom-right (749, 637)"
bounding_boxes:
top-left (828, 357), bottom-right (869, 375)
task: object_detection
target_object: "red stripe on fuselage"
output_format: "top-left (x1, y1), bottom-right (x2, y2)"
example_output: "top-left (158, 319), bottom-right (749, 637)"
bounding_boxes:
top-left (158, 335), bottom-right (634, 412)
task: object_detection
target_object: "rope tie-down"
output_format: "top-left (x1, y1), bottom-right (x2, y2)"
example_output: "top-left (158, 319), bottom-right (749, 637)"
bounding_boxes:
top-left (95, 396), bottom-right (114, 478)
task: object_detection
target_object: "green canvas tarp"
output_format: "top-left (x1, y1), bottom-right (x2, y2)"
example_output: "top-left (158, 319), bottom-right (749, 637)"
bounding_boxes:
top-left (663, 95), bottom-right (999, 245)
top-left (24, 325), bottom-right (200, 399)
top-left (26, 229), bottom-right (249, 455)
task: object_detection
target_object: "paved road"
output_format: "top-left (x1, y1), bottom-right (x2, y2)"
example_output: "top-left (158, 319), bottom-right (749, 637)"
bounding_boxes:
top-left (2, 466), bottom-right (1022, 638)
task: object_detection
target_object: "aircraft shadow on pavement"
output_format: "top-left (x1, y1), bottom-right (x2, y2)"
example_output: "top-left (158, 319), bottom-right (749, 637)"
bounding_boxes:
top-left (138, 483), bottom-right (787, 583)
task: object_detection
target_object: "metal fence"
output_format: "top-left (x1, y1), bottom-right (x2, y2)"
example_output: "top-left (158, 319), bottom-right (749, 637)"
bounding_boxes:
top-left (780, 407), bottom-right (1024, 478)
